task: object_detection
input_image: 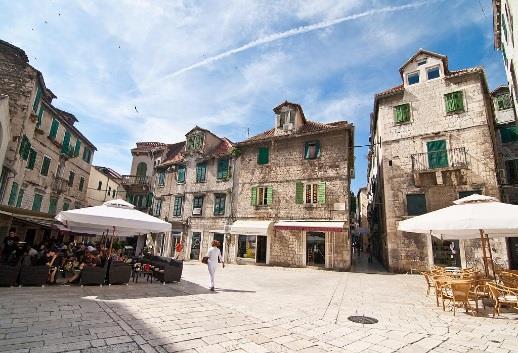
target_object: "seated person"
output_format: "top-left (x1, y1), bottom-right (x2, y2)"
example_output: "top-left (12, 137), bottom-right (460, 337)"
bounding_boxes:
top-left (46, 248), bottom-right (62, 284)
top-left (64, 252), bottom-right (98, 284)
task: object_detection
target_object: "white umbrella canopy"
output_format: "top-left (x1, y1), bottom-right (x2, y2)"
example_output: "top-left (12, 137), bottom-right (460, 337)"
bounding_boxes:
top-left (398, 194), bottom-right (518, 239)
top-left (55, 199), bottom-right (171, 236)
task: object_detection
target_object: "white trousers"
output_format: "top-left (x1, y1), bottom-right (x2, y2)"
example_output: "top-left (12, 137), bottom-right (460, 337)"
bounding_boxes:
top-left (208, 262), bottom-right (217, 288)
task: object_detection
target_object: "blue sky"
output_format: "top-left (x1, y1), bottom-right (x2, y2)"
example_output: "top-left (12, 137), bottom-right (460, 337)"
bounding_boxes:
top-left (0, 0), bottom-right (506, 194)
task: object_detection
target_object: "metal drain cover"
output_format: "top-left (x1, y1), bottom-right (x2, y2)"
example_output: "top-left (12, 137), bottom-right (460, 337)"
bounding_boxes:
top-left (347, 316), bottom-right (378, 324)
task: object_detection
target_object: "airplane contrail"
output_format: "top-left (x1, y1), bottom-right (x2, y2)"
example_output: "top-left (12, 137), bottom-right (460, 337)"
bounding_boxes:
top-left (142, 0), bottom-right (440, 88)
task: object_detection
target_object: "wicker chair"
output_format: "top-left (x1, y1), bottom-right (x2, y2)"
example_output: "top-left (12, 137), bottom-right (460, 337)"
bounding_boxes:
top-left (432, 275), bottom-right (451, 307)
top-left (487, 283), bottom-right (518, 318)
top-left (107, 262), bottom-right (131, 285)
top-left (0, 264), bottom-right (20, 286)
top-left (421, 271), bottom-right (435, 296)
top-left (19, 266), bottom-right (48, 287)
top-left (447, 280), bottom-right (473, 316)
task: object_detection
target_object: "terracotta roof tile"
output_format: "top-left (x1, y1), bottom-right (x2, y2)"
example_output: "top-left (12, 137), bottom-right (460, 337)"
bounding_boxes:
top-left (160, 142), bottom-right (186, 166)
top-left (208, 138), bottom-right (234, 157)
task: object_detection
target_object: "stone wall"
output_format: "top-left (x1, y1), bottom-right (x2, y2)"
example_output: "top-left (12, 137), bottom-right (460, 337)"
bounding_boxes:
top-left (269, 230), bottom-right (304, 267)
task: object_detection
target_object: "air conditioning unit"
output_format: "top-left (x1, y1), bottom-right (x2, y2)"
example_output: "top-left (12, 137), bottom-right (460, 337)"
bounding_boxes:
top-left (192, 208), bottom-right (202, 215)
top-left (283, 123), bottom-right (293, 131)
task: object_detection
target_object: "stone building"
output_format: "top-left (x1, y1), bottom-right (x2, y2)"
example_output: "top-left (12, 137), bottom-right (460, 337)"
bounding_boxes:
top-left (493, 0), bottom-right (518, 120)
top-left (367, 49), bottom-right (511, 272)
top-left (491, 85), bottom-right (518, 268)
top-left (86, 166), bottom-right (125, 206)
top-left (356, 187), bottom-right (369, 250)
top-left (232, 101), bottom-right (354, 270)
top-left (0, 39), bottom-right (96, 245)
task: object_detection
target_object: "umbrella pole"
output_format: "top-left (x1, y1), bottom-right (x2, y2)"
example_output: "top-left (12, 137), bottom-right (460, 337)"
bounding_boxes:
top-left (486, 233), bottom-right (496, 278)
top-left (479, 229), bottom-right (489, 278)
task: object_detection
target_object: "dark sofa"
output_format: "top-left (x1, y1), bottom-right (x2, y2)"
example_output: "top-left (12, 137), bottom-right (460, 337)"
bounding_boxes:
top-left (19, 265), bottom-right (48, 286)
top-left (81, 264), bottom-right (107, 286)
top-left (146, 256), bottom-right (183, 283)
top-left (107, 262), bottom-right (131, 285)
top-left (0, 264), bottom-right (19, 286)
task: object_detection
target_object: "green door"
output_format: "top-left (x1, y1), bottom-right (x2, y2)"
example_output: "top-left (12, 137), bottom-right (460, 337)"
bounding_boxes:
top-left (427, 140), bottom-right (448, 169)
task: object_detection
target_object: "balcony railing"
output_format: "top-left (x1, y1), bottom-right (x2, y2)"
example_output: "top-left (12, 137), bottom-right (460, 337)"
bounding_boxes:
top-left (121, 175), bottom-right (151, 186)
top-left (411, 147), bottom-right (468, 172)
top-left (51, 177), bottom-right (69, 194)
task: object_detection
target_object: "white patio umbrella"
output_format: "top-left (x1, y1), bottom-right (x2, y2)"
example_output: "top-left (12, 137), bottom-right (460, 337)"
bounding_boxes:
top-left (55, 199), bottom-right (172, 254)
top-left (398, 194), bottom-right (518, 276)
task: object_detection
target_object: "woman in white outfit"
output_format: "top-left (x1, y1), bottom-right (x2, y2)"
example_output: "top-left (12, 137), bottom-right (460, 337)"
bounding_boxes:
top-left (206, 240), bottom-right (224, 291)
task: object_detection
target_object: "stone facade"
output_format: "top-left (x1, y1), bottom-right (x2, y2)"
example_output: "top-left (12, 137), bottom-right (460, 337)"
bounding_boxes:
top-left (367, 49), bottom-right (510, 272)
top-left (0, 39), bottom-right (96, 245)
top-left (86, 166), bottom-right (125, 206)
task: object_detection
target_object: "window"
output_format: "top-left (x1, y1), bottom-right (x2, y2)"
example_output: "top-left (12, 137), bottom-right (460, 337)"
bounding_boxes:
top-left (63, 201), bottom-right (69, 211)
top-left (257, 147), bottom-right (269, 165)
top-left (19, 135), bottom-right (31, 160)
top-left (68, 171), bottom-right (75, 187)
top-left (417, 58), bottom-right (427, 66)
top-left (49, 118), bottom-right (59, 141)
top-left (158, 171), bottom-right (166, 186)
top-left (136, 162), bottom-right (147, 177)
top-left (153, 198), bottom-right (162, 217)
top-left (8, 182), bottom-right (18, 206)
top-left (48, 197), bottom-right (57, 215)
top-left (97, 181), bottom-right (102, 190)
top-left (78, 177), bottom-right (84, 192)
top-left (214, 194), bottom-right (226, 215)
top-left (406, 194), bottom-right (426, 216)
top-left (238, 235), bottom-right (256, 259)
top-left (61, 131), bottom-right (71, 154)
top-left (177, 165), bottom-right (186, 183)
top-left (40, 156), bottom-right (51, 176)
top-left (112, 190), bottom-right (116, 197)
top-left (32, 85), bottom-right (42, 113)
top-left (16, 189), bottom-right (24, 208)
top-left (506, 159), bottom-right (518, 184)
top-left (196, 162), bottom-right (207, 183)
top-left (108, 186), bottom-right (111, 195)
top-left (278, 110), bottom-right (295, 127)
top-left (426, 66), bottom-right (440, 80)
top-left (444, 91), bottom-right (464, 113)
top-left (36, 105), bottom-right (45, 128)
top-left (427, 140), bottom-right (448, 169)
top-left (304, 141), bottom-right (320, 159)
top-left (82, 148), bottom-right (92, 163)
top-left (217, 158), bottom-right (229, 180)
top-left (295, 181), bottom-right (325, 205)
top-left (407, 72), bottom-right (419, 85)
top-left (458, 190), bottom-right (482, 199)
top-left (501, 126), bottom-right (518, 143)
top-left (193, 196), bottom-right (204, 215)
top-left (32, 194), bottom-right (43, 212)
top-left (173, 196), bottom-right (183, 217)
top-left (74, 139), bottom-right (81, 157)
top-left (26, 148), bottom-right (37, 170)
top-left (496, 93), bottom-right (513, 110)
top-left (394, 104), bottom-right (411, 124)
top-left (186, 133), bottom-right (204, 151)
top-left (250, 186), bottom-right (272, 206)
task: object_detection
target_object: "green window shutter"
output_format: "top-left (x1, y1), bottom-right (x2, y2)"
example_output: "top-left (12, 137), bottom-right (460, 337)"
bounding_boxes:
top-left (501, 126), bottom-right (518, 143)
top-left (37, 105), bottom-right (45, 128)
top-left (394, 104), bottom-right (410, 123)
top-left (63, 202), bottom-right (69, 211)
top-left (74, 139), bottom-right (81, 156)
top-left (79, 177), bottom-right (84, 191)
top-left (217, 159), bottom-right (229, 179)
top-left (61, 131), bottom-right (71, 153)
top-left (305, 141), bottom-right (320, 159)
top-left (48, 197), bottom-right (57, 215)
top-left (427, 140), bottom-right (449, 169)
top-left (177, 165), bottom-right (185, 183)
top-left (445, 91), bottom-right (464, 113)
top-left (16, 189), bottom-right (24, 208)
top-left (32, 194), bottom-right (43, 212)
top-left (295, 181), bottom-right (304, 204)
top-left (8, 182), bottom-right (18, 206)
top-left (49, 118), bottom-right (59, 140)
top-left (258, 147), bottom-right (269, 165)
top-left (318, 182), bottom-right (326, 204)
top-left (147, 192), bottom-right (153, 207)
top-left (19, 135), bottom-right (31, 160)
top-left (27, 149), bottom-right (36, 170)
top-left (68, 171), bottom-right (75, 186)
top-left (40, 156), bottom-right (51, 176)
top-left (196, 163), bottom-right (206, 182)
top-left (251, 186), bottom-right (257, 206)
top-left (266, 186), bottom-right (273, 205)
top-left (32, 86), bottom-right (42, 113)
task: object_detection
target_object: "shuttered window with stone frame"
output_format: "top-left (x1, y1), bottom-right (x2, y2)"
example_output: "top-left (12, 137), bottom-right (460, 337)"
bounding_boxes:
top-left (214, 194), bottom-right (226, 215)
top-left (257, 147), bottom-right (269, 165)
top-left (196, 162), bottom-right (207, 183)
top-left (250, 186), bottom-right (272, 206)
top-left (177, 165), bottom-right (186, 183)
top-left (32, 194), bottom-right (43, 212)
top-left (26, 148), bottom-right (37, 170)
top-left (406, 194), bottom-right (427, 216)
top-left (173, 196), bottom-right (183, 217)
top-left (40, 156), bottom-right (51, 176)
top-left (394, 103), bottom-right (411, 124)
top-left (19, 135), bottom-right (31, 161)
top-left (296, 181), bottom-right (326, 205)
top-left (444, 91), bottom-right (465, 113)
top-left (8, 182), bottom-right (18, 206)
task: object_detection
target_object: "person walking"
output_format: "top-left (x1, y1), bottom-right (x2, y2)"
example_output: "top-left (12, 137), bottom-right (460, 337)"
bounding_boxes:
top-left (206, 240), bottom-right (224, 291)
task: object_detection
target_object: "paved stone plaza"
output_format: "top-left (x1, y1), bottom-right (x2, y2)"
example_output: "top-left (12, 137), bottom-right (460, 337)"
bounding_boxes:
top-left (0, 262), bottom-right (517, 353)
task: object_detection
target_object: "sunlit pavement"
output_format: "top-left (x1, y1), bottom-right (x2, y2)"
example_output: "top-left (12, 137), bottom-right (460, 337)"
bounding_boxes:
top-left (0, 262), bottom-right (517, 353)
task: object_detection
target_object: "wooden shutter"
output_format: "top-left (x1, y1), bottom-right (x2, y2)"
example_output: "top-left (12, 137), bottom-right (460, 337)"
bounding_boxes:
top-left (8, 182), bottom-right (18, 206)
top-left (27, 149), bottom-right (37, 170)
top-left (295, 181), bottom-right (304, 204)
top-left (258, 147), bottom-right (269, 164)
top-left (251, 186), bottom-right (257, 206)
top-left (32, 86), bottom-right (42, 112)
top-left (445, 91), bottom-right (464, 113)
top-left (266, 186), bottom-right (273, 205)
top-left (217, 159), bottom-right (229, 179)
top-left (427, 140), bottom-right (448, 169)
top-left (177, 165), bottom-right (185, 183)
top-left (37, 106), bottom-right (45, 128)
top-left (41, 156), bottom-right (50, 176)
top-left (79, 177), bottom-right (84, 191)
top-left (49, 118), bottom-right (59, 140)
top-left (32, 194), bottom-right (42, 212)
top-left (19, 135), bottom-right (31, 160)
top-left (147, 192), bottom-right (153, 207)
top-left (317, 182), bottom-right (326, 204)
top-left (394, 104), bottom-right (410, 123)
top-left (16, 189), bottom-right (24, 208)
top-left (49, 197), bottom-right (57, 215)
top-left (74, 139), bottom-right (81, 156)
top-left (62, 131), bottom-right (71, 153)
